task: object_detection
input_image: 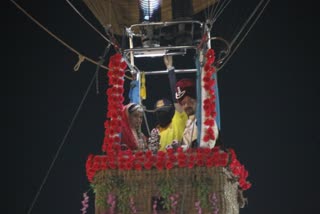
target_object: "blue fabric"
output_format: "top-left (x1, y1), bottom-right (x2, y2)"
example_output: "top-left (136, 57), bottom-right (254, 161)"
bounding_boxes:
top-left (212, 73), bottom-right (221, 130)
top-left (195, 53), bottom-right (222, 148)
top-left (129, 80), bottom-right (140, 104)
top-left (195, 54), bottom-right (202, 147)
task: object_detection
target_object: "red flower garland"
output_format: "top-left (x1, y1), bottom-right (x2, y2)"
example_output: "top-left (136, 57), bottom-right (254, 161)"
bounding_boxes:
top-left (202, 49), bottom-right (217, 143)
top-left (101, 53), bottom-right (126, 154)
top-left (85, 51), bottom-right (251, 191)
top-left (85, 147), bottom-right (251, 190)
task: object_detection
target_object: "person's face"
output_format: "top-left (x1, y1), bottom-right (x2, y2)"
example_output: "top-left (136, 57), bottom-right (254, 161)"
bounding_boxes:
top-left (180, 96), bottom-right (196, 116)
top-left (129, 110), bottom-right (143, 129)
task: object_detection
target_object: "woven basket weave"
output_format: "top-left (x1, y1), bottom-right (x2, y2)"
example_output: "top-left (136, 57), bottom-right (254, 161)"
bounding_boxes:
top-left (93, 166), bottom-right (245, 214)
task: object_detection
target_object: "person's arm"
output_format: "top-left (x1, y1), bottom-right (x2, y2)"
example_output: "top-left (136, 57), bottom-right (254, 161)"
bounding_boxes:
top-left (164, 55), bottom-right (183, 113)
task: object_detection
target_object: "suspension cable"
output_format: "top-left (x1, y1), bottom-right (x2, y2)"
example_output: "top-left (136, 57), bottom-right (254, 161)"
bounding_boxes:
top-left (95, 43), bottom-right (112, 94)
top-left (65, 0), bottom-right (113, 45)
top-left (206, 0), bottom-right (232, 32)
top-left (9, 0), bottom-right (110, 71)
top-left (207, 0), bottom-right (222, 22)
top-left (26, 67), bottom-right (99, 214)
top-left (212, 0), bottom-right (232, 25)
top-left (218, 0), bottom-right (270, 71)
top-left (229, 0), bottom-right (266, 47)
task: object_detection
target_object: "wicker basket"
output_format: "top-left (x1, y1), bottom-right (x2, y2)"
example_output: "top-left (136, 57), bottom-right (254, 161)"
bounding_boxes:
top-left (93, 166), bottom-right (245, 214)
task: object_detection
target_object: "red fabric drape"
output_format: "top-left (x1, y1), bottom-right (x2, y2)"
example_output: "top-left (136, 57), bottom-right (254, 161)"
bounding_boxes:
top-left (120, 103), bottom-right (138, 150)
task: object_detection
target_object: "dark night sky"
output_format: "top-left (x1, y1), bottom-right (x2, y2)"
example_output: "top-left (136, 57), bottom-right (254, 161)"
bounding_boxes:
top-left (5, 0), bottom-right (319, 214)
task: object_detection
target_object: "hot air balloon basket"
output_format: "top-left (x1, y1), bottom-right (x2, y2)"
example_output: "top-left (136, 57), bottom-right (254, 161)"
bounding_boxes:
top-left (92, 167), bottom-right (246, 214)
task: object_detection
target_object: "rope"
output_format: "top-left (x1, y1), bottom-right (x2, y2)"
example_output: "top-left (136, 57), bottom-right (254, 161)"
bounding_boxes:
top-left (10, 0), bottom-right (110, 71)
top-left (25, 67), bottom-right (99, 214)
top-left (73, 55), bottom-right (85, 71)
top-left (9, 0), bottom-right (138, 81)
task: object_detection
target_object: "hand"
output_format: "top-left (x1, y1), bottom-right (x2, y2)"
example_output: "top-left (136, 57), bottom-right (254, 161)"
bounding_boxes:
top-left (163, 55), bottom-right (173, 69)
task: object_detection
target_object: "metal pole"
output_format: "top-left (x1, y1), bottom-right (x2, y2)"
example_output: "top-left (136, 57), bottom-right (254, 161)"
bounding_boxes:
top-left (143, 68), bottom-right (197, 75)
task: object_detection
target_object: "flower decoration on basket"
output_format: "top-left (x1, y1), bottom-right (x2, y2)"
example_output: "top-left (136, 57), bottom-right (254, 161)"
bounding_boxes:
top-left (102, 53), bottom-right (126, 154)
top-left (84, 51), bottom-right (252, 213)
top-left (86, 146), bottom-right (251, 191)
top-left (202, 48), bottom-right (217, 143)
